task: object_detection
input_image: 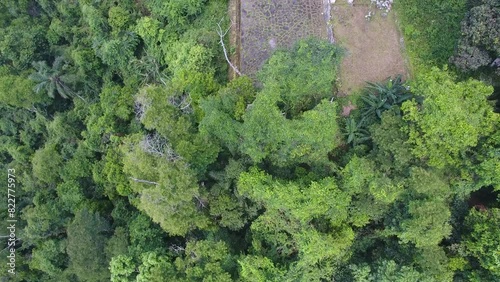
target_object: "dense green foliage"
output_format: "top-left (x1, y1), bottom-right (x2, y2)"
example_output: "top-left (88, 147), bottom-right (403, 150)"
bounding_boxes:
top-left (451, 0), bottom-right (500, 75)
top-left (395, 0), bottom-right (468, 70)
top-left (0, 1), bottom-right (499, 281)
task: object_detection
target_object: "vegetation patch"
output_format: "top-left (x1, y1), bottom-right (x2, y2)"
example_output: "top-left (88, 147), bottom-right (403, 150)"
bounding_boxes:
top-left (394, 0), bottom-right (467, 70)
top-left (239, 0), bottom-right (332, 76)
top-left (1, 1), bottom-right (500, 281)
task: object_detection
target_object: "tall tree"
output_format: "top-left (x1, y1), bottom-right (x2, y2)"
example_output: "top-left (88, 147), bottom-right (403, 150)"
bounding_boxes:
top-left (121, 134), bottom-right (210, 236)
top-left (29, 57), bottom-right (84, 101)
top-left (462, 208), bottom-right (500, 280)
top-left (401, 67), bottom-right (498, 169)
top-left (174, 240), bottom-right (234, 282)
top-left (66, 209), bottom-right (112, 282)
top-left (238, 168), bottom-right (354, 279)
top-left (257, 38), bottom-right (342, 116)
top-left (0, 66), bottom-right (45, 108)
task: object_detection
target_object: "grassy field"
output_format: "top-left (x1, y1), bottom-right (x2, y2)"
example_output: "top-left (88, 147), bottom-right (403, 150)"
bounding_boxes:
top-left (331, 2), bottom-right (409, 94)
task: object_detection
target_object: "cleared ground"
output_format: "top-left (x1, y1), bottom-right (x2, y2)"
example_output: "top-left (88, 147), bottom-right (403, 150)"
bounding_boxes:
top-left (239, 0), bottom-right (332, 76)
top-left (331, 2), bottom-right (408, 94)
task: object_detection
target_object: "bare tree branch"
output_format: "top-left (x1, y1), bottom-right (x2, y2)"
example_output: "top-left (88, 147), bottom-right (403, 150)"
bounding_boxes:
top-left (129, 177), bottom-right (159, 186)
top-left (139, 133), bottom-right (181, 162)
top-left (134, 93), bottom-right (152, 121)
top-left (217, 18), bottom-right (242, 77)
top-left (194, 195), bottom-right (207, 209)
top-left (169, 244), bottom-right (185, 254)
top-left (168, 93), bottom-right (193, 115)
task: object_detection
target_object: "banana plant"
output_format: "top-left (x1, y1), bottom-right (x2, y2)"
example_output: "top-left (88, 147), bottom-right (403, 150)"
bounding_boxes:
top-left (361, 75), bottom-right (414, 120)
top-left (344, 117), bottom-right (371, 147)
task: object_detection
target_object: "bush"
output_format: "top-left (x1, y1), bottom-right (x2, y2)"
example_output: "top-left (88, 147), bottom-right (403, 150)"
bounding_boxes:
top-left (257, 38), bottom-right (342, 117)
top-left (395, 0), bottom-right (467, 69)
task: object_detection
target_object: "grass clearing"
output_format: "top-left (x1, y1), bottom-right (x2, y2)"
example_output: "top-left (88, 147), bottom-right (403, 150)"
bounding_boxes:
top-left (331, 2), bottom-right (409, 95)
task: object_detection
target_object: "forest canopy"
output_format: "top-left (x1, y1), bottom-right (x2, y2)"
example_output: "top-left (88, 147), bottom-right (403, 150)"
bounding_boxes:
top-left (0, 0), bottom-right (499, 281)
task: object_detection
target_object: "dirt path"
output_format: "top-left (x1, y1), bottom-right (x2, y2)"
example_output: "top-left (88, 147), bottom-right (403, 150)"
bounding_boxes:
top-left (228, 0), bottom-right (241, 80)
top-left (331, 2), bottom-right (409, 95)
top-left (230, 0), bottom-right (408, 89)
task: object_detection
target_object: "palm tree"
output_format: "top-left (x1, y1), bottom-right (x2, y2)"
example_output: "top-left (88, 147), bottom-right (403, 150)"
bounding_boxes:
top-left (29, 57), bottom-right (85, 101)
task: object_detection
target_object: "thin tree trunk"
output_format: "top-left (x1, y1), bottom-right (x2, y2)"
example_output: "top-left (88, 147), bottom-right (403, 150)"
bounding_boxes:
top-left (217, 18), bottom-right (242, 77)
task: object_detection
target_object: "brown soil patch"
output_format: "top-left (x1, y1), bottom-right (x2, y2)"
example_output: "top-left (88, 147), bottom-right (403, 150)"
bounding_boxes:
top-left (342, 101), bottom-right (357, 116)
top-left (332, 3), bottom-right (408, 93)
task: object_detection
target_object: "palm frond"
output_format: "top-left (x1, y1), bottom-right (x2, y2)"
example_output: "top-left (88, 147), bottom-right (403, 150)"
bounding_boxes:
top-left (52, 56), bottom-right (66, 71)
top-left (33, 81), bottom-right (47, 94)
top-left (47, 82), bottom-right (56, 98)
top-left (55, 82), bottom-right (69, 99)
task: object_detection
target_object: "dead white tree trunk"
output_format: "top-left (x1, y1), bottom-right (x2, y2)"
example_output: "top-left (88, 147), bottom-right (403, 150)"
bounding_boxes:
top-left (217, 18), bottom-right (242, 77)
top-left (129, 177), bottom-right (159, 186)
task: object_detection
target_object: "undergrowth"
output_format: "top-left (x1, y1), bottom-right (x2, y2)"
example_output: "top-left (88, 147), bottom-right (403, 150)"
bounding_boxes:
top-left (394, 0), bottom-right (467, 72)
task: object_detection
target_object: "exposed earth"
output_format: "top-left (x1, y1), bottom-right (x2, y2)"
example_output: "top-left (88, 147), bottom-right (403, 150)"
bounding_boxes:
top-left (331, 1), bottom-right (408, 94)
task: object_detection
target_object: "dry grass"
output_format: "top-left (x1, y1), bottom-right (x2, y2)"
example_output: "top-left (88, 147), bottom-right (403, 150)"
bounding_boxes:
top-left (331, 3), bottom-right (409, 94)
